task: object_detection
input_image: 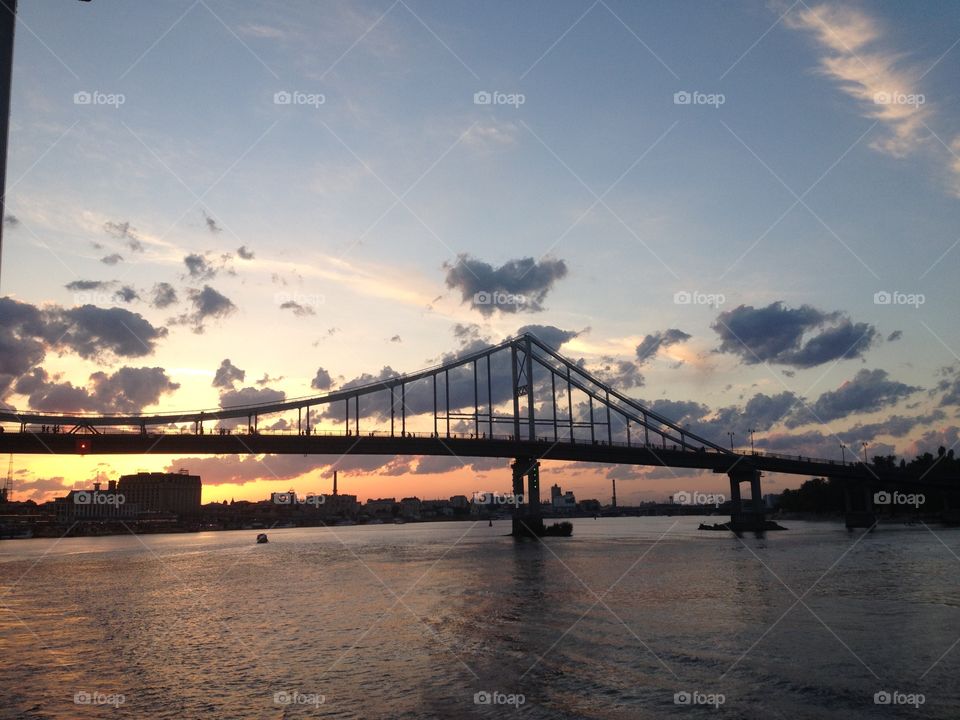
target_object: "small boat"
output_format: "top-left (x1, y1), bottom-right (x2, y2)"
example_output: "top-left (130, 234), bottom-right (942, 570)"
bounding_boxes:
top-left (256, 533), bottom-right (269, 544)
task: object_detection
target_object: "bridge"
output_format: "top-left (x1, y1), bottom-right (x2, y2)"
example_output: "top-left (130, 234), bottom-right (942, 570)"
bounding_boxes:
top-left (0, 334), bottom-right (953, 533)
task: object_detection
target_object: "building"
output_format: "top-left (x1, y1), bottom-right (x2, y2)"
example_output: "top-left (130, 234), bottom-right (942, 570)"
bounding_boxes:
top-left (551, 484), bottom-right (576, 512)
top-left (399, 497), bottom-right (421, 520)
top-left (54, 481), bottom-right (139, 523)
top-left (365, 498), bottom-right (397, 519)
top-left (117, 470), bottom-right (201, 517)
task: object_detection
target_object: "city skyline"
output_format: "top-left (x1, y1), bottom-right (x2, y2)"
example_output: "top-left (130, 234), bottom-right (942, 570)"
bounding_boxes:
top-left (2, 0), bottom-right (959, 506)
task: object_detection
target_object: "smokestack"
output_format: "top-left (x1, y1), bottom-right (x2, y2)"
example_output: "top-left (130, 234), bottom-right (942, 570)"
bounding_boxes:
top-left (108, 480), bottom-right (116, 491)
top-left (93, 481), bottom-right (101, 492)
top-left (333, 470), bottom-right (338, 496)
top-left (612, 478), bottom-right (617, 508)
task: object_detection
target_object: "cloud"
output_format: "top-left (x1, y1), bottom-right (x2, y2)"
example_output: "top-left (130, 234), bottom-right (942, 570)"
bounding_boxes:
top-left (712, 302), bottom-right (877, 367)
top-left (310, 367), bottom-right (333, 391)
top-left (887, 330), bottom-right (902, 342)
top-left (516, 324), bottom-right (581, 351)
top-left (104, 220), bottom-right (143, 252)
top-left (184, 253), bottom-right (217, 280)
top-left (280, 300), bottom-right (315, 317)
top-left (237, 245), bottom-right (255, 260)
top-left (14, 366), bottom-right (179, 413)
top-left (635, 328), bottom-right (691, 364)
top-left (114, 286), bottom-right (139, 303)
top-left (163, 455), bottom-right (325, 486)
top-left (202, 210), bottom-right (222, 233)
top-left (390, 334), bottom-right (402, 343)
top-left (65, 280), bottom-right (112, 292)
top-left (591, 357), bottom-right (645, 389)
top-left (151, 282), bottom-right (178, 309)
top-left (219, 386), bottom-right (285, 409)
top-left (181, 286), bottom-right (237, 332)
top-left (443, 254), bottom-right (568, 316)
top-left (786, 368), bottom-right (920, 427)
top-left (213, 359), bottom-right (245, 389)
top-left (100, 253), bottom-right (124, 266)
top-left (4, 214), bottom-right (18, 227)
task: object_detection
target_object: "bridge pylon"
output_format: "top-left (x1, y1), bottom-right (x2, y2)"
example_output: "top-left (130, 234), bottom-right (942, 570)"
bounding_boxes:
top-left (511, 456), bottom-right (545, 538)
top-left (841, 479), bottom-right (876, 529)
top-left (728, 466), bottom-right (765, 531)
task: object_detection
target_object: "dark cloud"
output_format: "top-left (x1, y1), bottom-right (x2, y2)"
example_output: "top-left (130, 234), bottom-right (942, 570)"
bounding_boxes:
top-left (516, 324), bottom-right (581, 350)
top-left (838, 411), bottom-right (947, 444)
top-left (636, 328), bottom-right (691, 364)
top-left (104, 220), bottom-right (143, 252)
top-left (712, 302), bottom-right (877, 368)
top-left (213, 359), bottom-right (245, 389)
top-left (237, 245), bottom-right (255, 260)
top-left (65, 280), bottom-right (112, 292)
top-left (311, 367), bottom-right (333, 391)
top-left (887, 330), bottom-right (903, 342)
top-left (203, 210), bottom-right (222, 233)
top-left (591, 357), bottom-right (645, 389)
top-left (280, 301), bottom-right (315, 317)
top-left (443, 254), bottom-right (568, 315)
top-left (114, 286), bottom-right (139, 303)
top-left (14, 366), bottom-right (179, 413)
top-left (164, 455), bottom-right (324, 486)
top-left (786, 369), bottom-right (920, 427)
top-left (256, 373), bottom-right (283, 386)
top-left (182, 286), bottom-right (236, 332)
top-left (390, 335), bottom-right (402, 343)
top-left (151, 282), bottom-right (178, 309)
top-left (100, 253), bottom-right (124, 266)
top-left (4, 214), bottom-right (18, 227)
top-left (219, 386), bottom-right (285, 409)
top-left (184, 253), bottom-right (216, 280)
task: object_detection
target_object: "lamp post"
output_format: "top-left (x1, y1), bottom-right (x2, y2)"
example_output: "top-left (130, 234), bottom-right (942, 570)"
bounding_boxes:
top-left (840, 443), bottom-right (847, 464)
top-left (727, 431), bottom-right (735, 451)
top-left (0, 0), bottom-right (91, 287)
top-left (861, 441), bottom-right (868, 464)
top-left (747, 427), bottom-right (756, 455)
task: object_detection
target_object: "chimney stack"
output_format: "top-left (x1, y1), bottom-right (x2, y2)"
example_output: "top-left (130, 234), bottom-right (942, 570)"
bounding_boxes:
top-left (93, 481), bottom-right (101, 492)
top-left (108, 480), bottom-right (116, 491)
top-left (612, 478), bottom-right (617, 508)
top-left (333, 470), bottom-right (338, 496)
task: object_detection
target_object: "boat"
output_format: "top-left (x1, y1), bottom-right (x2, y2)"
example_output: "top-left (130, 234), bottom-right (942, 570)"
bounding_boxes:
top-left (256, 533), bottom-right (269, 544)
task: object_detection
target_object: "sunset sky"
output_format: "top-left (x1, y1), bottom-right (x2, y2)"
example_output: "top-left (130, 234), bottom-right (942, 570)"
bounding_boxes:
top-left (2, 0), bottom-right (959, 505)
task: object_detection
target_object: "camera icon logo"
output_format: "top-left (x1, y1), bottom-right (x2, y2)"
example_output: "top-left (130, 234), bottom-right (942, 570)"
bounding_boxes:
top-left (473, 91), bottom-right (492, 105)
top-left (673, 91), bottom-right (691, 105)
top-left (873, 491), bottom-right (891, 505)
top-left (74, 491), bottom-right (91, 505)
top-left (474, 691), bottom-right (492, 705)
top-left (873, 291), bottom-right (892, 305)
top-left (274, 91), bottom-right (292, 105)
top-left (674, 691), bottom-right (692, 705)
top-left (274, 492), bottom-right (293, 505)
top-left (674, 491), bottom-right (691, 505)
top-left (473, 291), bottom-right (491, 305)
top-left (74, 91), bottom-right (92, 105)
top-left (673, 290), bottom-right (692, 304)
top-left (873, 92), bottom-right (891, 105)
top-left (874, 690), bottom-right (892, 705)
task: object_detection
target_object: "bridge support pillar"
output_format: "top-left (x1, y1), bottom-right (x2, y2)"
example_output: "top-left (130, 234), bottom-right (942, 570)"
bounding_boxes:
top-left (728, 467), bottom-right (765, 531)
top-left (842, 480), bottom-right (876, 529)
top-left (511, 457), bottom-right (544, 538)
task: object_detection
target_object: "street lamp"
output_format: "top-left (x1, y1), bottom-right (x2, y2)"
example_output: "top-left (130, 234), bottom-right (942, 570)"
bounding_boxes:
top-left (0, 0), bottom-right (91, 286)
top-left (861, 441), bottom-right (869, 464)
top-left (840, 443), bottom-right (847, 464)
top-left (747, 428), bottom-right (756, 455)
top-left (727, 431), bottom-right (735, 451)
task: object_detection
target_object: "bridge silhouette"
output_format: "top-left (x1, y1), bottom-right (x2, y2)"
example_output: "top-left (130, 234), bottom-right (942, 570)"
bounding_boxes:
top-left (0, 334), bottom-right (951, 533)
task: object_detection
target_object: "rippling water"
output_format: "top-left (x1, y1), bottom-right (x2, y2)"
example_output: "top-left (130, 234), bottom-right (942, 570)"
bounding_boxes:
top-left (1, 518), bottom-right (958, 719)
